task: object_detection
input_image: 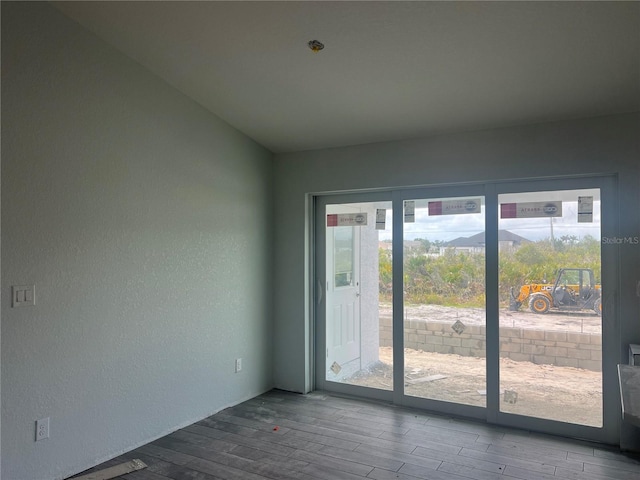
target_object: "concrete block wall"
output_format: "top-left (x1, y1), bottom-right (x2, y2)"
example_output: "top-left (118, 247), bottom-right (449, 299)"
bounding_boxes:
top-left (380, 315), bottom-right (602, 371)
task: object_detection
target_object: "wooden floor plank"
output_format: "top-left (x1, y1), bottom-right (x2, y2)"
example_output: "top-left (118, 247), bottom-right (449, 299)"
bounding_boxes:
top-left (501, 464), bottom-right (565, 480)
top-left (76, 389), bottom-right (639, 480)
top-left (296, 462), bottom-right (371, 480)
top-left (134, 444), bottom-right (197, 466)
top-left (229, 444), bottom-right (308, 471)
top-left (437, 462), bottom-right (511, 480)
top-left (354, 443), bottom-right (443, 470)
top-left (378, 430), bottom-right (465, 455)
top-left (368, 466), bottom-right (454, 480)
top-left (410, 445), bottom-right (505, 474)
top-left (485, 441), bottom-right (569, 461)
top-left (211, 412), bottom-right (289, 433)
top-left (388, 425), bottom-right (483, 450)
top-left (332, 414), bottom-right (410, 436)
top-left (457, 446), bottom-right (562, 475)
top-left (183, 457), bottom-right (271, 480)
top-left (288, 449), bottom-right (375, 477)
top-left (313, 416), bottom-right (391, 437)
top-left (316, 444), bottom-right (405, 471)
top-left (582, 462), bottom-right (640, 480)
top-left (554, 466), bottom-right (631, 480)
top-left (117, 471), bottom-right (171, 480)
top-left (501, 431), bottom-right (599, 457)
top-left (568, 450), bottom-right (640, 472)
top-left (195, 426), bottom-right (300, 458)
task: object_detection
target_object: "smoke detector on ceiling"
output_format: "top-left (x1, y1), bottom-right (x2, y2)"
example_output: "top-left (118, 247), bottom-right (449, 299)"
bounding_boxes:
top-left (308, 40), bottom-right (324, 53)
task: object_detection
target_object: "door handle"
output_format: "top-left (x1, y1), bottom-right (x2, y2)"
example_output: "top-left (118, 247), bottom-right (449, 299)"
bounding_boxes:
top-left (317, 279), bottom-right (324, 304)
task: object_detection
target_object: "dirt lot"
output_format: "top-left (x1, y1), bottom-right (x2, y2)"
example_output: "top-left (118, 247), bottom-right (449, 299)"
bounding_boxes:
top-left (346, 304), bottom-right (603, 427)
top-left (346, 347), bottom-right (603, 427)
top-left (385, 303), bottom-right (602, 334)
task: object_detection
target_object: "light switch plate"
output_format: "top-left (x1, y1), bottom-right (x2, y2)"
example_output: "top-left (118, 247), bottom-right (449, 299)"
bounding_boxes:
top-left (12, 285), bottom-right (35, 307)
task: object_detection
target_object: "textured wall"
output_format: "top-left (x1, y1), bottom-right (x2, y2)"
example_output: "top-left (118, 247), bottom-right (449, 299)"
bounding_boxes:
top-left (1, 3), bottom-right (273, 479)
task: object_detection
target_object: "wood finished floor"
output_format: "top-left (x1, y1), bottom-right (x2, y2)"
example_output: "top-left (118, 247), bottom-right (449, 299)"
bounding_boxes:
top-left (73, 389), bottom-right (640, 480)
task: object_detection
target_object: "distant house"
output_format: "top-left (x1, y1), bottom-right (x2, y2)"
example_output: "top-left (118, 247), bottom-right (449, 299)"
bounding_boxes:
top-left (379, 240), bottom-right (427, 253)
top-left (444, 230), bottom-right (530, 253)
top-left (379, 241), bottom-right (393, 251)
top-left (379, 231), bottom-right (529, 256)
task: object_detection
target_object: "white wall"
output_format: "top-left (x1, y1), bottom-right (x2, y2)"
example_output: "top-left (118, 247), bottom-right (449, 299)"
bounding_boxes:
top-left (272, 113), bottom-right (640, 435)
top-left (1, 3), bottom-right (273, 479)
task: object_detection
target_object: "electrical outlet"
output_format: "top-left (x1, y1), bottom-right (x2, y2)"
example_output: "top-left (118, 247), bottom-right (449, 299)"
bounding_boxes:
top-left (36, 417), bottom-right (49, 441)
top-left (235, 358), bottom-right (242, 373)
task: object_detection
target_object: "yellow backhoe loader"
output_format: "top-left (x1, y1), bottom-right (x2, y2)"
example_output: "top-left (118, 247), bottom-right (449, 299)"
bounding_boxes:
top-left (509, 268), bottom-right (601, 315)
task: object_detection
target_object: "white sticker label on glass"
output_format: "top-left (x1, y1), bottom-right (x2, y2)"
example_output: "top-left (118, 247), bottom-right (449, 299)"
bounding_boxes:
top-left (326, 213), bottom-right (368, 227)
top-left (404, 201), bottom-right (415, 223)
top-left (429, 198), bottom-right (481, 216)
top-left (375, 208), bottom-right (386, 230)
top-left (578, 196), bottom-right (593, 223)
top-left (500, 201), bottom-right (562, 218)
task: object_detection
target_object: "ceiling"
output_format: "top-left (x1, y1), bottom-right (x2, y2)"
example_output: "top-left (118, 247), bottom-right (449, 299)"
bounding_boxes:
top-left (53, 1), bottom-right (640, 154)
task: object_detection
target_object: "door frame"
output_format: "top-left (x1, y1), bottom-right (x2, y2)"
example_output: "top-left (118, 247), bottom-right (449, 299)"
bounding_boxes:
top-left (312, 174), bottom-right (619, 444)
top-left (392, 184), bottom-right (489, 421)
top-left (491, 175), bottom-right (618, 443)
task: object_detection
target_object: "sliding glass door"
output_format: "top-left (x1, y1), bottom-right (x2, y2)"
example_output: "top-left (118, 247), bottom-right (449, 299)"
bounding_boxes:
top-left (498, 188), bottom-right (603, 427)
top-left (315, 176), bottom-right (617, 442)
top-left (492, 178), bottom-right (617, 442)
top-left (401, 195), bottom-right (486, 409)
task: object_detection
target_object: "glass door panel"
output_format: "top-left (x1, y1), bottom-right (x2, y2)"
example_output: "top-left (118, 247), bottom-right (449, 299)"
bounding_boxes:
top-left (325, 201), bottom-right (393, 391)
top-left (498, 189), bottom-right (602, 427)
top-left (402, 196), bottom-right (486, 406)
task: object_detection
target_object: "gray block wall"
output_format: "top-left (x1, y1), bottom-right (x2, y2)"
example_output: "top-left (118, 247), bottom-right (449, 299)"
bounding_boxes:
top-left (380, 315), bottom-right (602, 371)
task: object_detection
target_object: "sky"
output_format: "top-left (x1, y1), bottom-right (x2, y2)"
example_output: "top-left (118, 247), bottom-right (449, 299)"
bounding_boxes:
top-left (380, 200), bottom-right (601, 242)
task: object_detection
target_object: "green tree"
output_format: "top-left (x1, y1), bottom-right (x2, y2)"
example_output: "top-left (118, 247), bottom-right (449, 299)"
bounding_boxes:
top-left (378, 248), bottom-right (392, 300)
top-left (381, 236), bottom-right (601, 308)
top-left (414, 237), bottom-right (432, 253)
